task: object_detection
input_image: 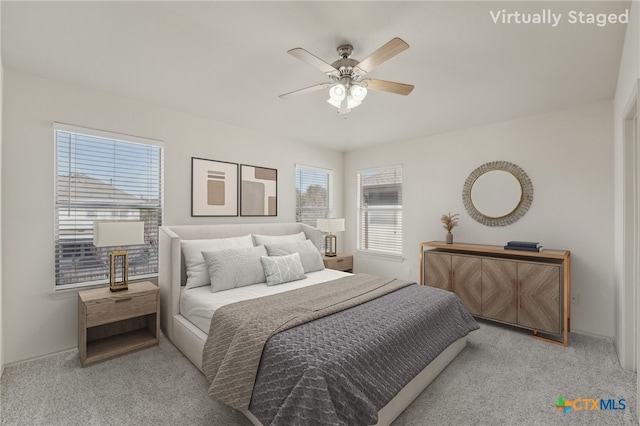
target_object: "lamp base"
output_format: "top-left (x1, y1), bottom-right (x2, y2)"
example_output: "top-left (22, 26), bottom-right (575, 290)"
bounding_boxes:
top-left (324, 233), bottom-right (337, 257)
top-left (110, 282), bottom-right (129, 292)
top-left (109, 250), bottom-right (129, 292)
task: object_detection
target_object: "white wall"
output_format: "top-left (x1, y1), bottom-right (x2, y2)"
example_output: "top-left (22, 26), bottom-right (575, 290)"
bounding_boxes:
top-left (613, 0), bottom-right (640, 371)
top-left (344, 101), bottom-right (614, 338)
top-left (1, 69), bottom-right (344, 363)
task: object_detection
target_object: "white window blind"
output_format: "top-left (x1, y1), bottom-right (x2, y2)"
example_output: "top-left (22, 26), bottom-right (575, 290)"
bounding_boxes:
top-left (54, 124), bottom-right (163, 290)
top-left (357, 165), bottom-right (403, 256)
top-left (295, 165), bottom-right (332, 228)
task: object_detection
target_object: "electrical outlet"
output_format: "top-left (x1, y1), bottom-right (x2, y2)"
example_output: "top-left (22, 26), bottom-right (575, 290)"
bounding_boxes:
top-left (571, 293), bottom-right (579, 305)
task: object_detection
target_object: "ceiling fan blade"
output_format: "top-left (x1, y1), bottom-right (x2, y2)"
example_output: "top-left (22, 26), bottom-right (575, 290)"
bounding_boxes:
top-left (363, 79), bottom-right (414, 96)
top-left (354, 38), bottom-right (409, 75)
top-left (288, 48), bottom-right (338, 75)
top-left (279, 83), bottom-right (331, 99)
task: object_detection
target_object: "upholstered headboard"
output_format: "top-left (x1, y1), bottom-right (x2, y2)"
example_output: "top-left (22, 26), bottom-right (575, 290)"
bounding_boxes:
top-left (158, 222), bottom-right (322, 340)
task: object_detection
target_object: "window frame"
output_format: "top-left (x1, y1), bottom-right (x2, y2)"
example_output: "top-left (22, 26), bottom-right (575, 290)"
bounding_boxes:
top-left (53, 123), bottom-right (164, 291)
top-left (295, 164), bottom-right (333, 228)
top-left (356, 164), bottom-right (403, 259)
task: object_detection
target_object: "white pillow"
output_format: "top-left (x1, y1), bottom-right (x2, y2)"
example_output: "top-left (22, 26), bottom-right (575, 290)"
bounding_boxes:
top-left (181, 235), bottom-right (254, 289)
top-left (202, 246), bottom-right (267, 293)
top-left (260, 253), bottom-right (306, 286)
top-left (252, 231), bottom-right (306, 246)
top-left (265, 240), bottom-right (325, 273)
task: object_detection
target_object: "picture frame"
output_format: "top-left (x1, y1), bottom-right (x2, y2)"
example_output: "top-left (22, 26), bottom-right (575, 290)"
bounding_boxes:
top-left (240, 164), bottom-right (278, 216)
top-left (191, 157), bottom-right (238, 217)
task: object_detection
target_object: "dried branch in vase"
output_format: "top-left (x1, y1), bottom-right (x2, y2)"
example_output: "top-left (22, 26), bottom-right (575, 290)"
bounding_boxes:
top-left (441, 212), bottom-right (460, 232)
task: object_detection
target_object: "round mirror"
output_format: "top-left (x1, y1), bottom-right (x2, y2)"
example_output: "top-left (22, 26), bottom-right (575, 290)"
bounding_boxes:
top-left (470, 170), bottom-right (522, 218)
top-left (462, 161), bottom-right (533, 227)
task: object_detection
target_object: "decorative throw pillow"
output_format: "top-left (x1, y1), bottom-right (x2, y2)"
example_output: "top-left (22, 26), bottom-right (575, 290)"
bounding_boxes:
top-left (265, 240), bottom-right (325, 273)
top-left (260, 253), bottom-right (306, 286)
top-left (181, 235), bottom-right (254, 289)
top-left (202, 245), bottom-right (267, 293)
top-left (252, 231), bottom-right (306, 247)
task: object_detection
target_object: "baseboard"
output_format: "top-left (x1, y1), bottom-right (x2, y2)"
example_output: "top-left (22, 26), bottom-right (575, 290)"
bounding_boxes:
top-left (569, 328), bottom-right (614, 340)
top-left (3, 347), bottom-right (77, 369)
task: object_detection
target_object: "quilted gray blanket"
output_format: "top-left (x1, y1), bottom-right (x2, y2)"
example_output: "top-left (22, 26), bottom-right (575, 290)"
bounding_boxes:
top-left (249, 283), bottom-right (479, 426)
top-left (202, 273), bottom-right (414, 411)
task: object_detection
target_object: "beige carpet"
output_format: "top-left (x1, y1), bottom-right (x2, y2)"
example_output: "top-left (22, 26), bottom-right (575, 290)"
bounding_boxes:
top-left (1, 322), bottom-right (637, 426)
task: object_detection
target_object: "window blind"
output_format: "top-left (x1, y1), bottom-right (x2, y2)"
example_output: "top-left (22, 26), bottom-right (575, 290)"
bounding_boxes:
top-left (295, 165), bottom-right (332, 228)
top-left (54, 124), bottom-right (163, 289)
top-left (357, 165), bottom-right (403, 256)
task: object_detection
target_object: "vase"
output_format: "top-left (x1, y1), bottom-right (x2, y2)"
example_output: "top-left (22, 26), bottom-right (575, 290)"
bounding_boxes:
top-left (446, 232), bottom-right (453, 244)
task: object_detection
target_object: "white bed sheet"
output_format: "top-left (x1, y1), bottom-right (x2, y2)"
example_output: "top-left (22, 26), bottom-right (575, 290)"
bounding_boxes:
top-left (180, 268), bottom-right (351, 334)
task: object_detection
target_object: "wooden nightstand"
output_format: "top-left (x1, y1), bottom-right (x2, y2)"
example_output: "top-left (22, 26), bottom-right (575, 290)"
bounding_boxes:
top-left (78, 281), bottom-right (159, 367)
top-left (323, 253), bottom-right (353, 272)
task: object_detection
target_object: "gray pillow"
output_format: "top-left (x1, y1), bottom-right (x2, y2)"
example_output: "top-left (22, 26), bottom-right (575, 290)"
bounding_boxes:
top-left (265, 239), bottom-right (325, 273)
top-left (181, 235), bottom-right (254, 289)
top-left (260, 253), bottom-right (306, 286)
top-left (202, 245), bottom-right (267, 293)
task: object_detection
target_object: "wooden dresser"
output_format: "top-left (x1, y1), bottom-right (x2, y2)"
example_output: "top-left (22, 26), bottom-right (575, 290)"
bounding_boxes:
top-left (420, 241), bottom-right (570, 346)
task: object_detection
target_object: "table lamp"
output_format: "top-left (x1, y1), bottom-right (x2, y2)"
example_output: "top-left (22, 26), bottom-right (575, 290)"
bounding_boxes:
top-left (93, 221), bottom-right (145, 291)
top-left (317, 218), bottom-right (345, 257)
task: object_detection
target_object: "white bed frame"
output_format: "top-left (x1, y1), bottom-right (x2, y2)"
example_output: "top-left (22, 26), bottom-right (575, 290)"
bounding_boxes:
top-left (158, 223), bottom-right (466, 426)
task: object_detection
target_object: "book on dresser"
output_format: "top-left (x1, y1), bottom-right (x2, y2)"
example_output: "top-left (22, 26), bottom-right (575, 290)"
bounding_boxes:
top-left (504, 241), bottom-right (543, 252)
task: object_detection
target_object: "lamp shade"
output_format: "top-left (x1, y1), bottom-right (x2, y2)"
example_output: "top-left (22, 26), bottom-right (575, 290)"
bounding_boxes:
top-left (93, 221), bottom-right (145, 247)
top-left (317, 218), bottom-right (345, 233)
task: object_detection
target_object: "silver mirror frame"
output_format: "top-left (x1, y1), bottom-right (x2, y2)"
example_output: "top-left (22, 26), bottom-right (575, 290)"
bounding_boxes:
top-left (462, 161), bottom-right (533, 227)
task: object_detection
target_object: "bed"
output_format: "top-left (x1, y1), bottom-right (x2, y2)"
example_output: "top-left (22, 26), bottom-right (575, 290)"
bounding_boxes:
top-left (158, 223), bottom-right (478, 426)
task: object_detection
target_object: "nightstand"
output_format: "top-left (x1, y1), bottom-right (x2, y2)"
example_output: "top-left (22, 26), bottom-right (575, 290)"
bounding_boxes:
top-left (78, 281), bottom-right (159, 367)
top-left (323, 253), bottom-right (353, 272)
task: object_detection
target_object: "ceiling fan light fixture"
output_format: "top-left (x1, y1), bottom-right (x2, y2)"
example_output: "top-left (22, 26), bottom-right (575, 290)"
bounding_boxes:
top-left (329, 84), bottom-right (347, 102)
top-left (326, 97), bottom-right (341, 108)
top-left (281, 38), bottom-right (413, 117)
top-left (347, 96), bottom-right (361, 109)
top-left (327, 95), bottom-right (362, 111)
top-left (327, 84), bottom-right (366, 112)
top-left (350, 84), bottom-right (368, 103)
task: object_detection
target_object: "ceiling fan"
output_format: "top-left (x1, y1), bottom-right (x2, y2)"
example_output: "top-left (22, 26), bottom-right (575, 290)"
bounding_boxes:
top-left (279, 37), bottom-right (414, 116)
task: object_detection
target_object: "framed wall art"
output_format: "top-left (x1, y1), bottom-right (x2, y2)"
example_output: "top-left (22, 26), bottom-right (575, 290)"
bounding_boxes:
top-left (240, 164), bottom-right (277, 216)
top-left (191, 157), bottom-right (238, 217)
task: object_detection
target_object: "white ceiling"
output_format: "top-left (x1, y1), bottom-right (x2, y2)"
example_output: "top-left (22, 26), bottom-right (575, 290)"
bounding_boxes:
top-left (1, 1), bottom-right (630, 152)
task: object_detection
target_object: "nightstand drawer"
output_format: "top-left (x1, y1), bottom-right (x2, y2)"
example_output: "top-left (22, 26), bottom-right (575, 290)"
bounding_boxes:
top-left (85, 292), bottom-right (157, 327)
top-left (324, 255), bottom-right (353, 272)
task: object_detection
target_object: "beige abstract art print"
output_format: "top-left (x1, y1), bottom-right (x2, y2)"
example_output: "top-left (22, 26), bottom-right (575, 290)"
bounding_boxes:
top-left (240, 164), bottom-right (277, 216)
top-left (191, 157), bottom-right (238, 216)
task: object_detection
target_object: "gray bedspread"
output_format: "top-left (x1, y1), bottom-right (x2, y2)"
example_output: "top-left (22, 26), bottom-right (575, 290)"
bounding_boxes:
top-left (203, 274), bottom-right (414, 411)
top-left (249, 284), bottom-right (479, 426)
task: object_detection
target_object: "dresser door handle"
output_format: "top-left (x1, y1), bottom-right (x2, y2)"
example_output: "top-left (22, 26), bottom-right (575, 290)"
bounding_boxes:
top-left (115, 297), bottom-right (132, 303)
top-left (336, 258), bottom-right (344, 262)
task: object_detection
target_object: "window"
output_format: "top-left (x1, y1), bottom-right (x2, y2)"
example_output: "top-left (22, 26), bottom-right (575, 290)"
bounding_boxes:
top-left (54, 123), bottom-right (163, 290)
top-left (357, 165), bottom-right (403, 256)
top-left (295, 165), bottom-right (332, 228)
